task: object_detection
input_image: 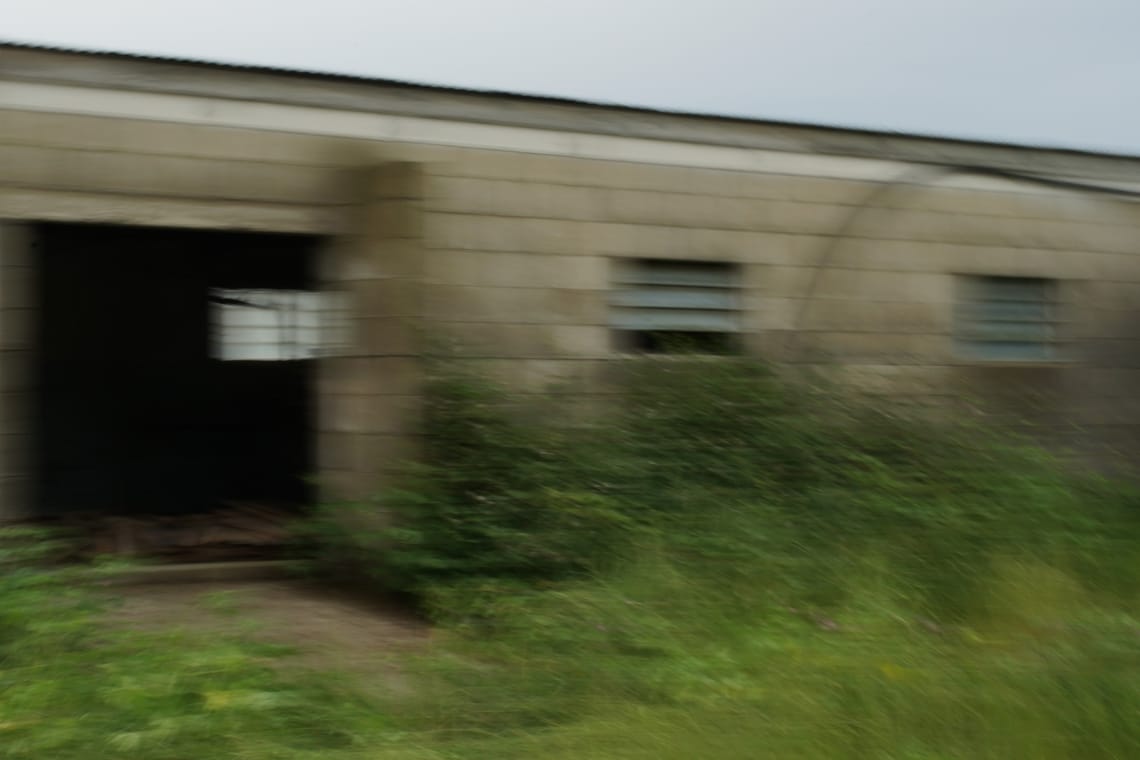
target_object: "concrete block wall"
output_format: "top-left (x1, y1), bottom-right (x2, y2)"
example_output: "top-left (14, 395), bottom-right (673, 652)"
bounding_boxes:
top-left (0, 108), bottom-right (367, 233)
top-left (421, 148), bottom-right (1140, 466)
top-left (3, 97), bottom-right (1140, 488)
top-left (317, 163), bottom-right (428, 501)
top-left (0, 223), bottom-right (34, 520)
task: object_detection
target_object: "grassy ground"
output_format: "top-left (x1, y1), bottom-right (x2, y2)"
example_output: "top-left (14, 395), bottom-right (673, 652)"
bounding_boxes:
top-left (3, 358), bottom-right (1138, 758)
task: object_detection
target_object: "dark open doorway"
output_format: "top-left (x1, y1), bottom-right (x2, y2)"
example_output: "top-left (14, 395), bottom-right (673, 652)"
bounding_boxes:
top-left (34, 223), bottom-right (321, 519)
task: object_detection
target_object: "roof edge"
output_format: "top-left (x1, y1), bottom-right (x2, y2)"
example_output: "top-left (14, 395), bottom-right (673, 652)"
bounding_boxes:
top-left (4, 39), bottom-right (1140, 177)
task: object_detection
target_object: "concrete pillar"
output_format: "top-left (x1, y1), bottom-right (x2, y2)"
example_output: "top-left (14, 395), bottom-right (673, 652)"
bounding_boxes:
top-left (317, 163), bottom-right (428, 502)
top-left (0, 223), bottom-right (35, 521)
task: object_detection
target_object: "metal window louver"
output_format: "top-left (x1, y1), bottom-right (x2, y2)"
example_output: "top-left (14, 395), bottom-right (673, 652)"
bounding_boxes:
top-left (610, 260), bottom-right (740, 334)
top-left (955, 276), bottom-right (1055, 361)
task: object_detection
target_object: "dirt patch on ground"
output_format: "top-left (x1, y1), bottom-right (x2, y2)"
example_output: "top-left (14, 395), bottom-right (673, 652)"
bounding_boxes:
top-left (106, 579), bottom-right (431, 691)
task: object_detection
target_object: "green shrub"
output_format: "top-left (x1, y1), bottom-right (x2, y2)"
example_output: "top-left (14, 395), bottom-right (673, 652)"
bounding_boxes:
top-left (299, 356), bottom-right (1140, 758)
top-left (302, 365), bottom-right (648, 591)
top-left (308, 357), bottom-right (1137, 610)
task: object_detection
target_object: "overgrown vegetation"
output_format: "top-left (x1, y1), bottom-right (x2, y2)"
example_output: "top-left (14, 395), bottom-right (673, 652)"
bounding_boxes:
top-left (315, 359), bottom-right (1138, 611)
top-left (309, 357), bottom-right (1139, 758)
top-left (4, 357), bottom-right (1139, 758)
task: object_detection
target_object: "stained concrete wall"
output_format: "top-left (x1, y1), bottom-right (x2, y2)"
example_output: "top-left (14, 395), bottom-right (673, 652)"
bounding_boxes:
top-left (0, 109), bottom-right (358, 233)
top-left (3, 82), bottom-right (1140, 506)
top-left (316, 163), bottom-right (428, 501)
top-left (0, 223), bottom-right (34, 520)
top-left (420, 151), bottom-right (1140, 466)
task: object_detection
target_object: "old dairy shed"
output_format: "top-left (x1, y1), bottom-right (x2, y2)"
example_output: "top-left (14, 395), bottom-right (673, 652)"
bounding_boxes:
top-left (3, 43), bottom-right (1140, 537)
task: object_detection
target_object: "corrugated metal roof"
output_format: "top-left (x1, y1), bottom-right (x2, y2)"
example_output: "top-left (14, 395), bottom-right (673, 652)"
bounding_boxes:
top-left (1, 38), bottom-right (1137, 161)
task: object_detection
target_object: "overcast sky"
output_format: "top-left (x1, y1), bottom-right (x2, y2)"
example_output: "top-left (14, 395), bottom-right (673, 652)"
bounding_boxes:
top-left (5, 1), bottom-right (1138, 154)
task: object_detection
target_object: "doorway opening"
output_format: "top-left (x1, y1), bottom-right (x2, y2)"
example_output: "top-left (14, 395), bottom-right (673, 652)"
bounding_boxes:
top-left (34, 223), bottom-right (323, 556)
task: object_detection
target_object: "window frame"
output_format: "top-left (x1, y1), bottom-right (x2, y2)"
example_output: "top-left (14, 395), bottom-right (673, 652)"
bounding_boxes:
top-left (952, 274), bottom-right (1061, 363)
top-left (609, 258), bottom-right (742, 355)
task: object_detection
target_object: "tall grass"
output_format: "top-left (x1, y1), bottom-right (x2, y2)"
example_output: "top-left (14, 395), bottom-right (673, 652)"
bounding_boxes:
top-left (4, 356), bottom-right (1137, 758)
top-left (330, 357), bottom-right (1140, 758)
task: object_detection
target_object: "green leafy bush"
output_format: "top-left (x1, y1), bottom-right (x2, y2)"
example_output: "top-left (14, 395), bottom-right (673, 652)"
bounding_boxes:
top-left (301, 365), bottom-right (647, 591)
top-left (310, 358), bottom-right (1137, 613)
top-left (305, 356), bottom-right (1138, 758)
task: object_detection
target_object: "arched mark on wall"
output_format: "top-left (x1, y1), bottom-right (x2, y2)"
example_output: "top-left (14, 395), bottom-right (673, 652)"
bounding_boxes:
top-left (785, 163), bottom-right (1140, 359)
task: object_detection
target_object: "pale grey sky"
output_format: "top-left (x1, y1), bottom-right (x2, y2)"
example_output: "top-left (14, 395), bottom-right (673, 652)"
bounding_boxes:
top-left (5, 0), bottom-right (1138, 154)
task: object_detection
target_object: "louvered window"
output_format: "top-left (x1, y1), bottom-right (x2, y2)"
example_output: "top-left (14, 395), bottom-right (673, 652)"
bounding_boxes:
top-left (955, 276), bottom-right (1056, 361)
top-left (610, 259), bottom-right (740, 353)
